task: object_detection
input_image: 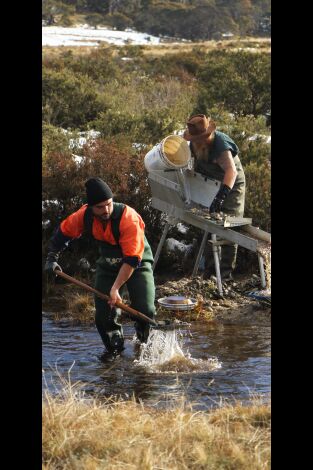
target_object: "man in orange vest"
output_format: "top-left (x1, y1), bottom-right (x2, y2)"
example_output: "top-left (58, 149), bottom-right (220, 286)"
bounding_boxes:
top-left (45, 177), bottom-right (156, 354)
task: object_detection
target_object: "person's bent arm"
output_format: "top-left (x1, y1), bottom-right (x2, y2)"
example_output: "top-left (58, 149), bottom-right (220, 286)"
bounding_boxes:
top-left (109, 263), bottom-right (135, 306)
top-left (216, 150), bottom-right (238, 189)
top-left (109, 206), bottom-right (145, 305)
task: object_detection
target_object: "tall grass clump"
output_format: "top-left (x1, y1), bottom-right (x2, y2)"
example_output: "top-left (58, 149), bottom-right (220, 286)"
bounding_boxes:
top-left (64, 292), bottom-right (95, 324)
top-left (43, 382), bottom-right (271, 470)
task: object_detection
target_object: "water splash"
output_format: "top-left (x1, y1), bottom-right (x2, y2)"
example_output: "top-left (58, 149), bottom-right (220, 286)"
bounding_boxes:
top-left (133, 328), bottom-right (221, 373)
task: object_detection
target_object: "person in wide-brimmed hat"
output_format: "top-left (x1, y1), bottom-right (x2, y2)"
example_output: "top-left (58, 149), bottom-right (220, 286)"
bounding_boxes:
top-left (183, 114), bottom-right (217, 142)
top-left (183, 114), bottom-right (246, 280)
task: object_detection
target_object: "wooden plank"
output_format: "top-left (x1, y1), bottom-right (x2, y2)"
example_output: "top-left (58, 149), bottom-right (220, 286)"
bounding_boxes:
top-left (241, 225), bottom-right (271, 243)
top-left (224, 216), bottom-right (252, 227)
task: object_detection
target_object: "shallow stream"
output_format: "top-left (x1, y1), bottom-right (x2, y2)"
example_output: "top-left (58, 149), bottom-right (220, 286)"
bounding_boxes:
top-left (42, 313), bottom-right (270, 410)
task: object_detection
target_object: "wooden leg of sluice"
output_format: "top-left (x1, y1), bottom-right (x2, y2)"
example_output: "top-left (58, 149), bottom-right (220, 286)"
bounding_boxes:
top-left (212, 234), bottom-right (223, 296)
top-left (192, 229), bottom-right (209, 277)
top-left (258, 252), bottom-right (267, 289)
top-left (152, 222), bottom-right (171, 271)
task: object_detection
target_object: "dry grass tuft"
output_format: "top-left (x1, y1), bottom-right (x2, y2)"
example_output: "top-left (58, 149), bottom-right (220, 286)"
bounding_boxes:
top-left (43, 383), bottom-right (271, 470)
top-left (42, 37), bottom-right (271, 60)
top-left (66, 292), bottom-right (94, 324)
top-left (143, 37), bottom-right (271, 56)
top-left (52, 292), bottom-right (95, 325)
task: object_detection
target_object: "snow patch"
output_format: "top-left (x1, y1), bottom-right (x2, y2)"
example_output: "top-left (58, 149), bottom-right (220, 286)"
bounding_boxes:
top-left (247, 134), bottom-right (271, 144)
top-left (42, 25), bottom-right (161, 47)
top-left (72, 154), bottom-right (84, 164)
top-left (164, 238), bottom-right (189, 255)
top-left (68, 130), bottom-right (101, 149)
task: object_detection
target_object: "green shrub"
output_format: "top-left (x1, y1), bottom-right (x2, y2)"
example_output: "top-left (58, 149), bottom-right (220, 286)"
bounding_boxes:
top-left (197, 50), bottom-right (271, 116)
top-left (104, 12), bottom-right (134, 30)
top-left (58, 14), bottom-right (73, 26)
top-left (43, 47), bottom-right (122, 85)
top-left (42, 68), bottom-right (103, 129)
top-left (42, 123), bottom-right (71, 163)
top-left (244, 161), bottom-right (271, 231)
top-left (85, 13), bottom-right (106, 29)
top-left (92, 75), bottom-right (197, 144)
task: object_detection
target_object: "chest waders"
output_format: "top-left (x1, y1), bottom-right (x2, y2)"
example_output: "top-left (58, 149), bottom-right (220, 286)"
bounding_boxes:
top-left (84, 203), bottom-right (156, 352)
top-left (191, 144), bottom-right (246, 279)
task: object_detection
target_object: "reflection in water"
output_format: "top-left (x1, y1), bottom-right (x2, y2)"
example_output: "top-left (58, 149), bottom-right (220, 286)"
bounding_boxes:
top-left (42, 313), bottom-right (271, 409)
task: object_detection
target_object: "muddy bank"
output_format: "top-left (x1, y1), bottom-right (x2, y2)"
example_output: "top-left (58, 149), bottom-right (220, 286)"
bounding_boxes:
top-left (155, 273), bottom-right (270, 326)
top-left (42, 271), bottom-right (270, 327)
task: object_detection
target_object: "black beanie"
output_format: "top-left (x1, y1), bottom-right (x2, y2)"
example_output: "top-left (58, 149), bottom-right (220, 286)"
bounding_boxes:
top-left (85, 178), bottom-right (113, 206)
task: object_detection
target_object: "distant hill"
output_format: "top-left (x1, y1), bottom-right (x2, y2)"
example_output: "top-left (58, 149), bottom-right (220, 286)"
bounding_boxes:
top-left (42, 0), bottom-right (271, 40)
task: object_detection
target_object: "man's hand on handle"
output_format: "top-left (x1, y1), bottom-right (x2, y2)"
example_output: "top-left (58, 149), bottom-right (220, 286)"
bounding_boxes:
top-left (108, 263), bottom-right (135, 307)
top-left (44, 252), bottom-right (62, 275)
top-left (108, 287), bottom-right (122, 307)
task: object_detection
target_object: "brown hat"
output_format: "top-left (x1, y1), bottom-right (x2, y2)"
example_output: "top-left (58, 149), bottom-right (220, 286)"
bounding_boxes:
top-left (183, 114), bottom-right (216, 141)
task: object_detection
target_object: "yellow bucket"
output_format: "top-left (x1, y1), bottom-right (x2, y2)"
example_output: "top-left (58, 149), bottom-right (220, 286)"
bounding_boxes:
top-left (144, 135), bottom-right (191, 171)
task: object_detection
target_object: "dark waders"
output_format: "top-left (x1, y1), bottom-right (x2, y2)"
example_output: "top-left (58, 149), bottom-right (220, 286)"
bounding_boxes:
top-left (88, 204), bottom-right (155, 352)
top-left (198, 155), bottom-right (246, 277)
